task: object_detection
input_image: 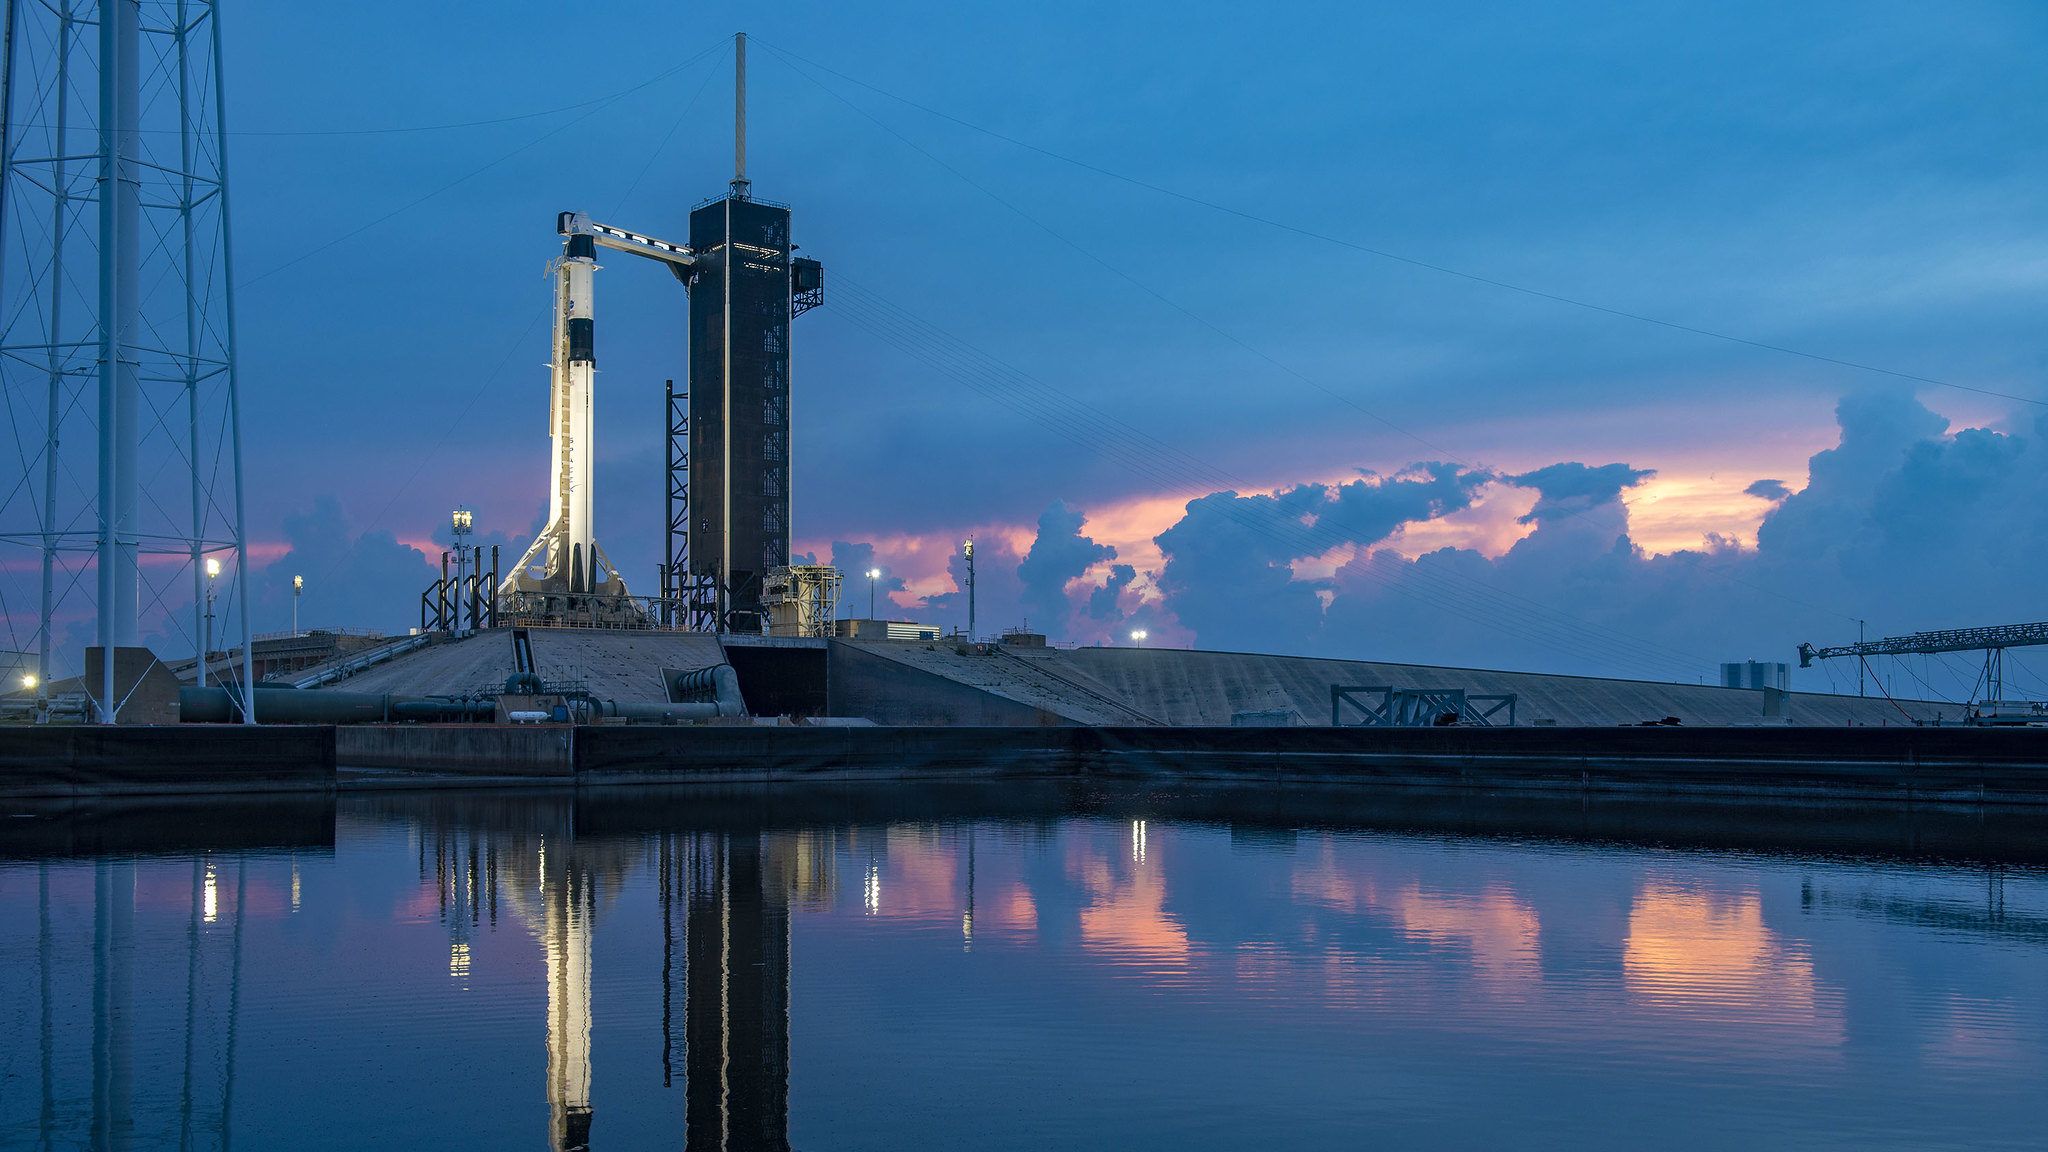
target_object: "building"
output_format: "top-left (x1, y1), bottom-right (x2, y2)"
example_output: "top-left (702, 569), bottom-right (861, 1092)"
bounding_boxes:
top-left (762, 565), bottom-right (841, 638)
top-left (833, 619), bottom-right (943, 642)
top-left (1721, 660), bottom-right (1792, 691)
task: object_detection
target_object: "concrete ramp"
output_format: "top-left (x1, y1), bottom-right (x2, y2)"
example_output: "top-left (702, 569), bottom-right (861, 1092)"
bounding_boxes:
top-left (311, 628), bottom-right (727, 700)
top-left (1056, 647), bottom-right (1954, 727)
top-left (306, 629), bottom-right (1954, 727)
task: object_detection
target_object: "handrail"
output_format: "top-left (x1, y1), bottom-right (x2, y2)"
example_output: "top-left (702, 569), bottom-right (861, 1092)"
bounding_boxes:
top-left (286, 633), bottom-right (434, 690)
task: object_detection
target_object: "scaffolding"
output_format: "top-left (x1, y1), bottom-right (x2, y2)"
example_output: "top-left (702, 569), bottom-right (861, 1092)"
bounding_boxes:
top-left (761, 565), bottom-right (840, 638)
top-left (1331, 685), bottom-right (1519, 728)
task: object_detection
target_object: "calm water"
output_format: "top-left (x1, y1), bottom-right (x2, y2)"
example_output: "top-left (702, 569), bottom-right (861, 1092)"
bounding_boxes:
top-left (3, 784), bottom-right (2045, 1151)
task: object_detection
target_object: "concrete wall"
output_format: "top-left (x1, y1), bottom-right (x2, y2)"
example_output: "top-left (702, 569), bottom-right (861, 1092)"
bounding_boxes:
top-left (84, 647), bottom-right (183, 724)
top-left (0, 725), bottom-right (334, 797)
top-left (336, 724), bottom-right (573, 778)
top-left (827, 643), bottom-right (1069, 726)
top-left (6, 721), bottom-right (2048, 804)
top-left (578, 725), bottom-right (1076, 780)
top-left (577, 724), bottom-right (2048, 804)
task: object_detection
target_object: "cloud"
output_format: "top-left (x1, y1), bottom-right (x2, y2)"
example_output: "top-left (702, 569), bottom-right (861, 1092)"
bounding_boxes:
top-left (55, 387), bottom-right (2020, 704)
top-left (1506, 461), bottom-right (1654, 524)
top-left (829, 540), bottom-right (912, 617)
top-left (1375, 392), bottom-right (2042, 693)
top-left (875, 388), bottom-right (2015, 698)
top-left (1016, 501), bottom-right (1116, 638)
top-left (1087, 563), bottom-right (1137, 622)
top-left (1151, 465), bottom-right (1491, 653)
top-left (253, 496), bottom-right (437, 635)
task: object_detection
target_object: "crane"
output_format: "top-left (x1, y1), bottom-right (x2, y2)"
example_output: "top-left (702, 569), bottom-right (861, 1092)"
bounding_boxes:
top-left (1799, 620), bottom-right (2048, 722)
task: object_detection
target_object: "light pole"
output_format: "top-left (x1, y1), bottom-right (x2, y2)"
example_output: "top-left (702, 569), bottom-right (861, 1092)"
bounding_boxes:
top-left (451, 507), bottom-right (474, 634)
top-left (866, 567), bottom-right (881, 622)
top-left (203, 557), bottom-right (222, 687)
top-left (1130, 628), bottom-right (1148, 648)
top-left (962, 539), bottom-right (976, 641)
top-left (23, 673), bottom-right (43, 725)
top-left (292, 574), bottom-right (304, 636)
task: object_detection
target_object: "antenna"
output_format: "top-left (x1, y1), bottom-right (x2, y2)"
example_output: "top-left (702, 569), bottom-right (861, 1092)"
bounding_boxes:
top-left (731, 32), bottom-right (751, 200)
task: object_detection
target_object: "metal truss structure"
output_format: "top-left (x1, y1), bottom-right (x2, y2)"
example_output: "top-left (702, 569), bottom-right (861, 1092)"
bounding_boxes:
top-left (0, 0), bottom-right (253, 721)
top-left (1799, 620), bottom-right (2048, 704)
top-left (660, 377), bottom-right (717, 630)
top-left (420, 547), bottom-right (500, 634)
top-left (1331, 685), bottom-right (1519, 728)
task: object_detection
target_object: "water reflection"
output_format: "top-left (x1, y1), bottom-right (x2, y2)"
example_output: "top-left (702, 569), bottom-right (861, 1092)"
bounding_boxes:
top-left (1076, 845), bottom-right (1189, 974)
top-left (409, 803), bottom-right (799, 1151)
top-left (19, 856), bottom-right (249, 1150)
top-left (1623, 882), bottom-right (1836, 1044)
top-left (1394, 884), bottom-right (1541, 987)
top-left (5, 785), bottom-right (2047, 1150)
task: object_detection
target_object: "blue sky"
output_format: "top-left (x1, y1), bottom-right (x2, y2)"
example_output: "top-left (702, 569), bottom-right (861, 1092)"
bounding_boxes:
top-left (32, 0), bottom-right (2048, 690)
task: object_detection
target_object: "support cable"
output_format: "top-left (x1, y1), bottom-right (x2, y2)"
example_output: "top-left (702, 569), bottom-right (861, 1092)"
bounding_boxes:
top-left (241, 38), bottom-right (729, 289)
top-left (756, 37), bottom-right (2044, 411)
top-left (770, 44), bottom-right (1865, 636)
top-left (308, 45), bottom-right (729, 590)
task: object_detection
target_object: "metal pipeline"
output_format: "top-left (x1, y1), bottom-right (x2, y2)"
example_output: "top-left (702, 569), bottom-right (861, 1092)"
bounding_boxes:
top-left (179, 686), bottom-right (494, 724)
top-left (182, 667), bottom-right (745, 725)
top-left (580, 699), bottom-right (723, 723)
top-left (666, 663), bottom-right (747, 717)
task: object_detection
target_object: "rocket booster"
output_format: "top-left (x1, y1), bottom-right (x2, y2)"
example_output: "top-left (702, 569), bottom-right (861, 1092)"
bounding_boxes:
top-left (509, 210), bottom-right (693, 603)
top-left (554, 231), bottom-right (598, 593)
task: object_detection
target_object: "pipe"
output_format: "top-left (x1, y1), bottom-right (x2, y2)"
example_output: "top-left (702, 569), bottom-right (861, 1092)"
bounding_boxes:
top-left (179, 686), bottom-right (492, 725)
top-left (183, 675), bottom-right (744, 725)
top-left (667, 663), bottom-right (746, 716)
top-left (583, 699), bottom-right (722, 723)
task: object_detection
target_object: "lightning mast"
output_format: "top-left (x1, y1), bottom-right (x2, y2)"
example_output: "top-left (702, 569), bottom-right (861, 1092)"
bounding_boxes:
top-left (682, 31), bottom-right (824, 632)
top-left (0, 1), bottom-right (254, 721)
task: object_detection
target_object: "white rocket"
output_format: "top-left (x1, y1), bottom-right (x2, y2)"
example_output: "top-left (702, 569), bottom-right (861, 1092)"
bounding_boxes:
top-left (504, 213), bottom-right (695, 600)
top-left (553, 228), bottom-right (600, 593)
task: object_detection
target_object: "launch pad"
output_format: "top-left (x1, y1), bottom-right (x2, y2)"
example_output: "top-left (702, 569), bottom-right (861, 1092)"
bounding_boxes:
top-left (477, 34), bottom-right (826, 635)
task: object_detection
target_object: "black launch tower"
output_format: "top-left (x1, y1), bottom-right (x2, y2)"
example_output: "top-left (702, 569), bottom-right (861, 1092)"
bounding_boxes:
top-left (665, 34), bottom-right (825, 632)
top-left (684, 196), bottom-right (822, 631)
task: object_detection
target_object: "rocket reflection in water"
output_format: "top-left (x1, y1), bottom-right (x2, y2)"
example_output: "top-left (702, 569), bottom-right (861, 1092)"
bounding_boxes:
top-left (422, 811), bottom-right (800, 1152)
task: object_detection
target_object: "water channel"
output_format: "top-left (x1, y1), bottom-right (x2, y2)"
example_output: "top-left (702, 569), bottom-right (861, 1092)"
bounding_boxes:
top-left (5, 783), bottom-right (2043, 1150)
